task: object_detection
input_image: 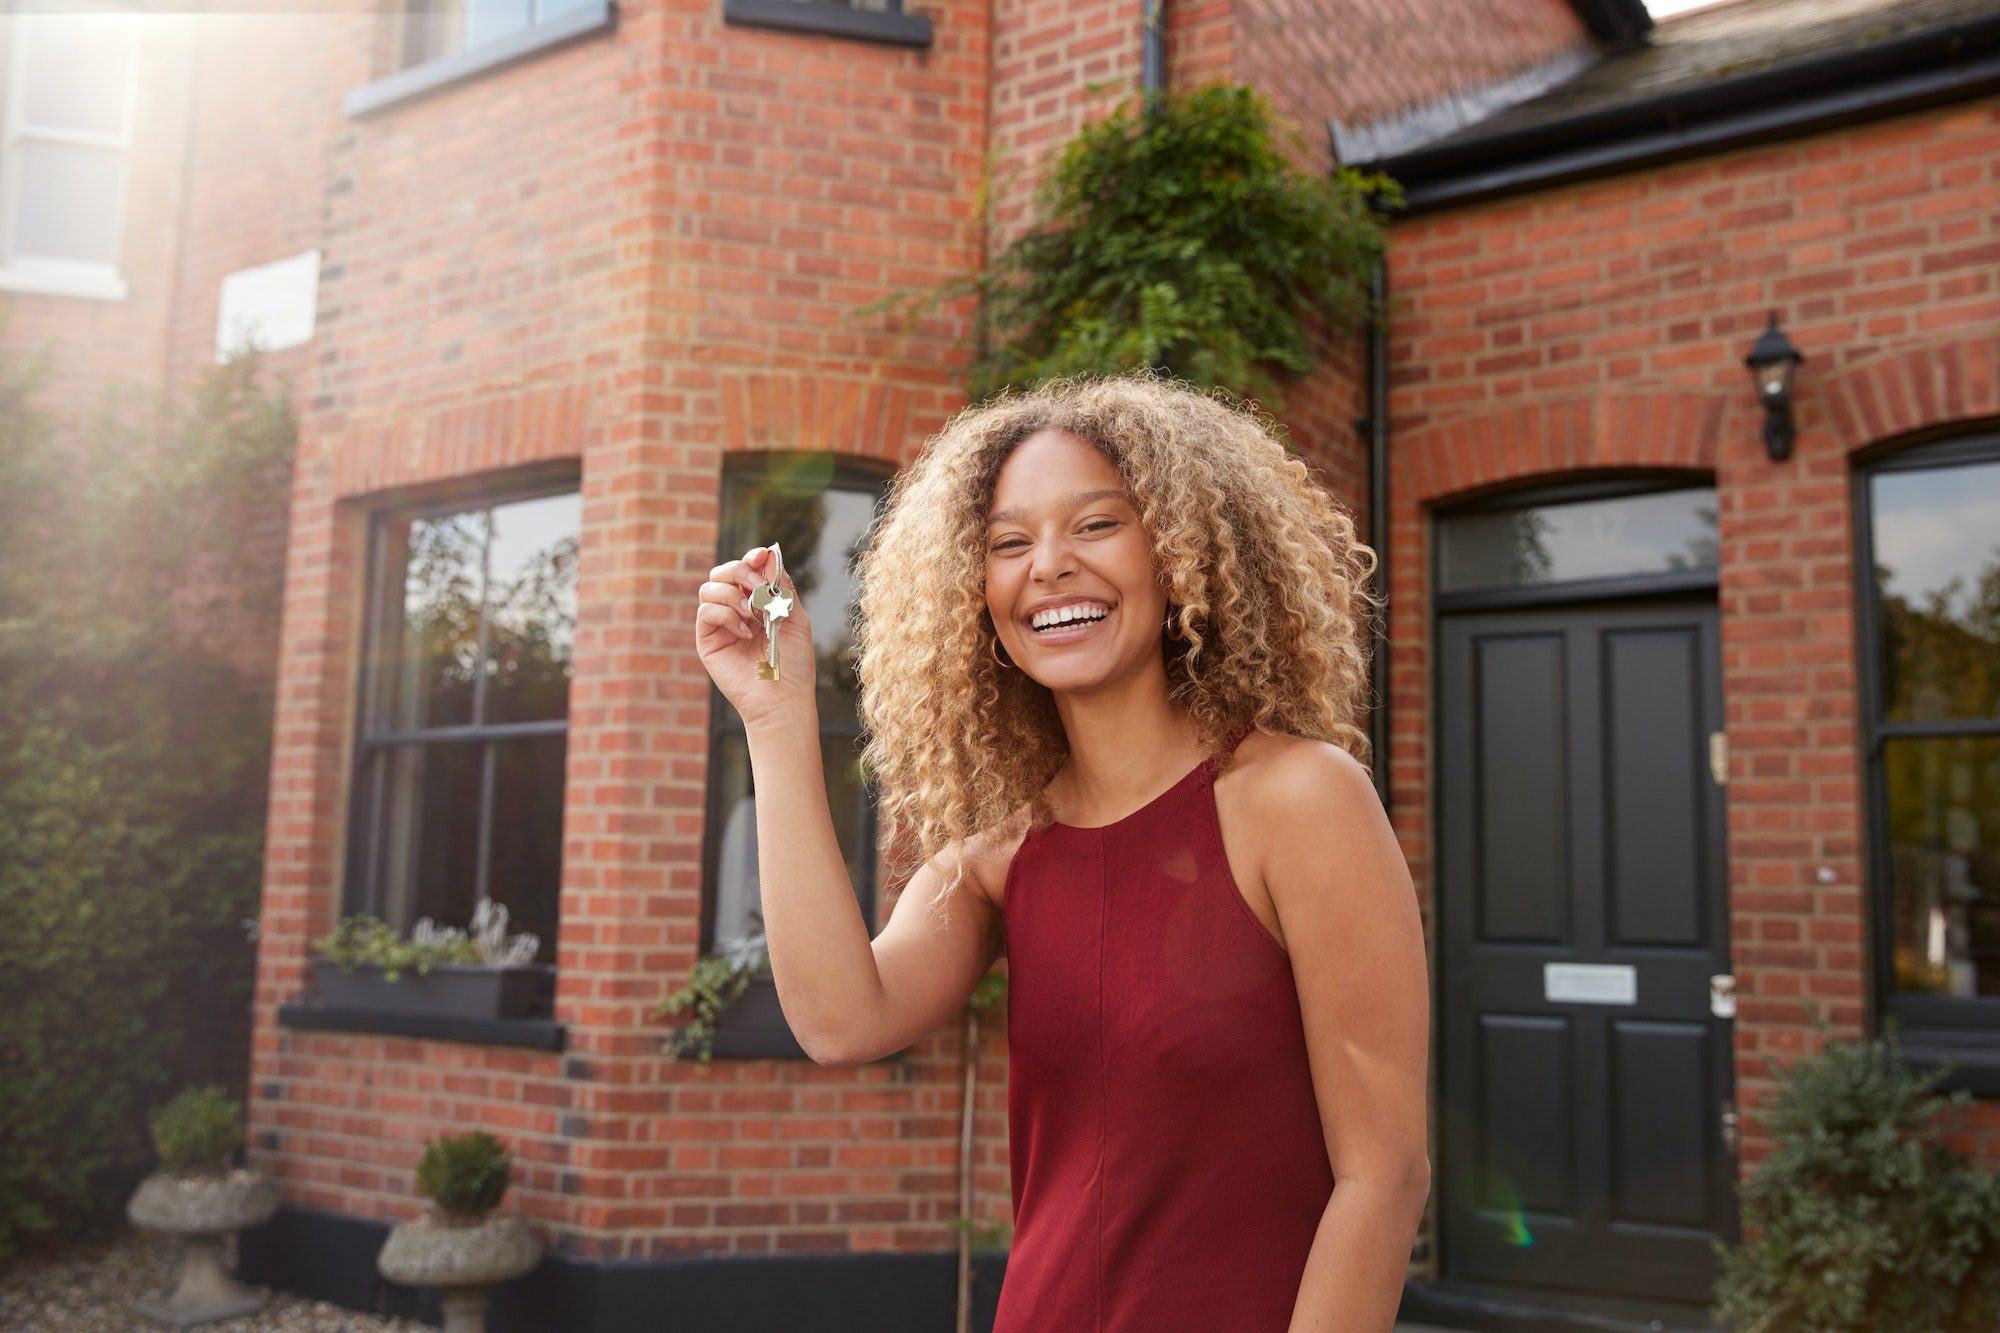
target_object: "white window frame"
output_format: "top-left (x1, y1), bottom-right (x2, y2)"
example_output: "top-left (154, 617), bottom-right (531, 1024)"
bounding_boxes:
top-left (0, 8), bottom-right (141, 302)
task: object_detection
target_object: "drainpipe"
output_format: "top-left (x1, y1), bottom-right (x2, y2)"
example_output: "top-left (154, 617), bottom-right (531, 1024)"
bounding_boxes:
top-left (1364, 257), bottom-right (1391, 811)
top-left (1141, 0), bottom-right (1165, 105)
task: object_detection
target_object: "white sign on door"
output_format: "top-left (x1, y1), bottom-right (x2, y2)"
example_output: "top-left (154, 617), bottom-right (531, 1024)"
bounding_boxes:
top-left (1544, 962), bottom-right (1637, 1005)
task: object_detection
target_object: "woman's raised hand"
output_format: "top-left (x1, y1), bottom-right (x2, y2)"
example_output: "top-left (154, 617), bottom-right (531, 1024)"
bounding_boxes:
top-left (697, 545), bottom-right (817, 730)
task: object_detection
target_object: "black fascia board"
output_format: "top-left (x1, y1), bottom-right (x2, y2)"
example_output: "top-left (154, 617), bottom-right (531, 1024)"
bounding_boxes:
top-left (1364, 10), bottom-right (2000, 214)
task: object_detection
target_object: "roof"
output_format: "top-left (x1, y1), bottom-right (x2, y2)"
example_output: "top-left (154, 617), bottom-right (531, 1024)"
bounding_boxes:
top-left (1425, 0), bottom-right (1998, 148)
top-left (1351, 0), bottom-right (2000, 210)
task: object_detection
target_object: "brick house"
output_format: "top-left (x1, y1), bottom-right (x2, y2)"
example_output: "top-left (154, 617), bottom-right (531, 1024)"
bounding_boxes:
top-left (1, 0), bottom-right (1996, 1327)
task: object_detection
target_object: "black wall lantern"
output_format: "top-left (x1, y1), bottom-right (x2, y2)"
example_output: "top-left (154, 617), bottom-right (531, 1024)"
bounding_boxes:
top-left (1743, 309), bottom-right (1804, 462)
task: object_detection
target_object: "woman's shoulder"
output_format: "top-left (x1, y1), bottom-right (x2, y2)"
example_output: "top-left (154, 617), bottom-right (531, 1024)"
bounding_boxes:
top-left (1225, 725), bottom-right (1374, 818)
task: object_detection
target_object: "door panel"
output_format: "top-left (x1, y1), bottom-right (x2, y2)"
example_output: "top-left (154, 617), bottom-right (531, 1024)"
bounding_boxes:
top-left (1438, 597), bottom-right (1735, 1304)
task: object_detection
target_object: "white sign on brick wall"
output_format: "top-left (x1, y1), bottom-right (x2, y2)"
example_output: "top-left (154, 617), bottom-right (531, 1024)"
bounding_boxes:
top-left (215, 250), bottom-right (320, 361)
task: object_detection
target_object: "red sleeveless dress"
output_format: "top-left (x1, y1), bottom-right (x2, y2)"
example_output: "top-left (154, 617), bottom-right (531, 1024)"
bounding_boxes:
top-left (994, 727), bottom-right (1336, 1332)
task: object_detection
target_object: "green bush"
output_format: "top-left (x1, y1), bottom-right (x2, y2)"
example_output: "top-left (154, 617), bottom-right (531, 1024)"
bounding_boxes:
top-left (1710, 1003), bottom-right (2000, 1332)
top-left (148, 1086), bottom-right (243, 1177)
top-left (414, 1131), bottom-right (513, 1218)
top-left (0, 316), bottom-right (294, 1259)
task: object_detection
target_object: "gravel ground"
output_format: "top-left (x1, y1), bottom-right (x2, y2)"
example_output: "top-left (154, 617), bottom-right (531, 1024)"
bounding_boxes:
top-left (0, 1227), bottom-right (429, 1332)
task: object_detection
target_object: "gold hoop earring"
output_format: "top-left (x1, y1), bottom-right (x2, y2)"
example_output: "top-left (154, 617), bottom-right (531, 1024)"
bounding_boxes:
top-left (991, 634), bottom-right (1015, 670)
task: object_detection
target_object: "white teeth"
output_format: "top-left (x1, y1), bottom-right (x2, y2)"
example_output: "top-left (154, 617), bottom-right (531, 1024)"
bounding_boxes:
top-left (1031, 604), bottom-right (1110, 630)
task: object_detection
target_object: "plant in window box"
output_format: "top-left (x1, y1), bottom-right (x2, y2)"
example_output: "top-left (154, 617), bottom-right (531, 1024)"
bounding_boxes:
top-left (310, 896), bottom-right (551, 1020)
top-left (125, 1085), bottom-right (280, 1326)
top-left (650, 918), bottom-right (770, 1069)
top-left (377, 1130), bottom-right (542, 1333)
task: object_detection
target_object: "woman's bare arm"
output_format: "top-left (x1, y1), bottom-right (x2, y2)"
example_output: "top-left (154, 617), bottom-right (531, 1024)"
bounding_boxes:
top-left (696, 545), bottom-right (1005, 1066)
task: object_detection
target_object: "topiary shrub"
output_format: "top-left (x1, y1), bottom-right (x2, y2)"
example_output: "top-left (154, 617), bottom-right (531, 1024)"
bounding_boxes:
top-left (148, 1086), bottom-right (243, 1177)
top-left (414, 1131), bottom-right (513, 1221)
top-left (1710, 1002), bottom-right (2000, 1332)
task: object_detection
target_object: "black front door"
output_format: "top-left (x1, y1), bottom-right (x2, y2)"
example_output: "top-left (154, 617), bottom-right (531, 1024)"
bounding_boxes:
top-left (1436, 595), bottom-right (1736, 1304)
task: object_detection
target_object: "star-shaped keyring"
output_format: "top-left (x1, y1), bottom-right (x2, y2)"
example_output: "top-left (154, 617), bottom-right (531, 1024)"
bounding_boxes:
top-left (748, 542), bottom-right (792, 682)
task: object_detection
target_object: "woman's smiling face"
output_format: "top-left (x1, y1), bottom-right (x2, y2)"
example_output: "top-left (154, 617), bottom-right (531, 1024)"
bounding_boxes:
top-left (984, 429), bottom-right (1169, 694)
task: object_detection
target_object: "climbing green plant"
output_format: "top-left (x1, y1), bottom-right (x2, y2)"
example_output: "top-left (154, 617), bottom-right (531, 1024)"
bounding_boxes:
top-left (865, 79), bottom-right (1401, 411)
top-left (652, 935), bottom-right (770, 1071)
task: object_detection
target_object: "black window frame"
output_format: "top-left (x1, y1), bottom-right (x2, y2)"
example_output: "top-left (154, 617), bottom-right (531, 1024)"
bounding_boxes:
top-left (1855, 429), bottom-right (2000, 1091)
top-left (339, 465), bottom-right (581, 953)
top-left (342, 0), bottom-right (618, 119)
top-left (700, 452), bottom-right (896, 1060)
top-left (721, 0), bottom-right (932, 48)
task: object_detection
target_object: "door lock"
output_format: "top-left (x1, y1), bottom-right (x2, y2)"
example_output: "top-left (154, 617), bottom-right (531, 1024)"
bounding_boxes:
top-left (1710, 973), bottom-right (1736, 1019)
top-left (1720, 1097), bottom-right (1739, 1156)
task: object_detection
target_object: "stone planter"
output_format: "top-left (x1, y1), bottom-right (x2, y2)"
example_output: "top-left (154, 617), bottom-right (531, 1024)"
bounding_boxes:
top-left (310, 956), bottom-right (553, 1019)
top-left (377, 1209), bottom-right (543, 1333)
top-left (126, 1167), bottom-right (280, 1326)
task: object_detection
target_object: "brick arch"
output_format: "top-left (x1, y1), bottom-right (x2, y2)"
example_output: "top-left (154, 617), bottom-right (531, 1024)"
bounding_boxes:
top-left (718, 371), bottom-right (919, 468)
top-left (1820, 333), bottom-right (2000, 454)
top-left (333, 383), bottom-right (592, 499)
top-left (1391, 390), bottom-right (1731, 507)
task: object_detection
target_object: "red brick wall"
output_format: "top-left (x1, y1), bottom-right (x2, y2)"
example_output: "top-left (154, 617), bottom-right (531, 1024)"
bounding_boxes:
top-left (1378, 96), bottom-right (2000, 1219)
top-left (249, 0), bottom-right (1023, 1260)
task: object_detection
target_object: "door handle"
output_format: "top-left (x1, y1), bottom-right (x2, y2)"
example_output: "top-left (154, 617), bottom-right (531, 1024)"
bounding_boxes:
top-left (1720, 1097), bottom-right (1739, 1156)
top-left (1710, 973), bottom-right (1736, 1019)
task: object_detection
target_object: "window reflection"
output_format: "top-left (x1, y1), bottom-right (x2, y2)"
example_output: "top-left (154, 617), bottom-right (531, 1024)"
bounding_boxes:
top-left (1864, 446), bottom-right (2000, 1006)
top-left (351, 485), bottom-right (578, 966)
top-left (1887, 738), bottom-right (2000, 998)
top-left (1438, 487), bottom-right (1718, 594)
top-left (708, 455), bottom-right (888, 978)
top-left (1871, 460), bottom-right (2000, 724)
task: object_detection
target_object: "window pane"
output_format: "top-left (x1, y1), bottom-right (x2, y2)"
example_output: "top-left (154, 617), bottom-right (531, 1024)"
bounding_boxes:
top-left (708, 729), bottom-right (870, 972)
top-left (11, 142), bottom-right (123, 266)
top-left (373, 740), bottom-right (485, 935)
top-left (483, 491), bottom-right (580, 725)
top-left (1437, 488), bottom-right (1718, 594)
top-left (22, 14), bottom-right (133, 136)
top-left (1870, 458), bottom-right (2000, 723)
top-left (391, 509), bottom-right (487, 731)
top-left (485, 733), bottom-right (566, 964)
top-left (534, 0), bottom-right (598, 18)
top-left (466, 0), bottom-right (532, 48)
top-left (1886, 736), bottom-right (2000, 998)
top-left (719, 457), bottom-right (885, 728)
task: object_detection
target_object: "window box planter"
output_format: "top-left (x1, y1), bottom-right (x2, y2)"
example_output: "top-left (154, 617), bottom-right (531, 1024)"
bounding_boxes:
top-left (310, 957), bottom-right (553, 1020)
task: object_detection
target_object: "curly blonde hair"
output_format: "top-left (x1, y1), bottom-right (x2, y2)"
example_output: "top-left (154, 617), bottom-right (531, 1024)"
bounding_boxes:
top-left (851, 370), bottom-right (1381, 922)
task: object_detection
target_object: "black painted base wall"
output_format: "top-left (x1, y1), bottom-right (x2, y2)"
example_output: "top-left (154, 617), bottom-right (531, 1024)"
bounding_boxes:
top-left (238, 1204), bottom-right (1009, 1333)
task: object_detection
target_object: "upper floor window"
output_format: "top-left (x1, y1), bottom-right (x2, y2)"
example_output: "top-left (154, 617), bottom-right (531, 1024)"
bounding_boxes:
top-left (399, 0), bottom-right (602, 69)
top-left (1859, 434), bottom-right (2000, 1035)
top-left (704, 455), bottom-right (890, 1037)
top-left (0, 8), bottom-right (140, 301)
top-left (345, 477), bottom-right (582, 968)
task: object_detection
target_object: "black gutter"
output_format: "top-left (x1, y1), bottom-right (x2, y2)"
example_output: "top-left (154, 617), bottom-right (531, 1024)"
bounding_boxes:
top-left (1360, 9), bottom-right (2000, 214)
top-left (1142, 0), bottom-right (1166, 103)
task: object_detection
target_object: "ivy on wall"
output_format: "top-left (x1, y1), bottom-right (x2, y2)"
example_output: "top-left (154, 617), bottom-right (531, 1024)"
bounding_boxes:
top-left (869, 79), bottom-right (1402, 411)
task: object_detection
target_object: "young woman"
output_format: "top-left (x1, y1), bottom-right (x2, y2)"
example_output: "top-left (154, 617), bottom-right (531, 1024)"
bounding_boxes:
top-left (694, 372), bottom-right (1430, 1332)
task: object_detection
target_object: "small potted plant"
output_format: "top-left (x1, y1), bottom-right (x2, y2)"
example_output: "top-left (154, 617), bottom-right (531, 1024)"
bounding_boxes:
top-left (377, 1129), bottom-right (543, 1333)
top-left (126, 1084), bottom-right (280, 1326)
top-left (311, 896), bottom-right (551, 1019)
top-left (650, 917), bottom-right (770, 1069)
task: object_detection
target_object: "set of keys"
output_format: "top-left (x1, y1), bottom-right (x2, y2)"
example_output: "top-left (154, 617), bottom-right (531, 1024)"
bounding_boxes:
top-left (748, 542), bottom-right (794, 682)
